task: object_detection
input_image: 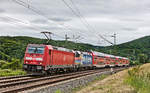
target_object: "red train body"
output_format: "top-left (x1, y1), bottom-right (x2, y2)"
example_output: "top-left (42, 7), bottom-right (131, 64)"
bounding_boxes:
top-left (23, 44), bottom-right (129, 74)
top-left (23, 44), bottom-right (75, 74)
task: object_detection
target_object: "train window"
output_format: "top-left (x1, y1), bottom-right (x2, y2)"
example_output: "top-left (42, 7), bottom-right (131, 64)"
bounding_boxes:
top-left (94, 57), bottom-right (97, 60)
top-left (53, 47), bottom-right (58, 50)
top-left (49, 50), bottom-right (51, 55)
top-left (75, 52), bottom-right (80, 57)
top-left (94, 57), bottom-right (97, 61)
top-left (28, 46), bottom-right (44, 54)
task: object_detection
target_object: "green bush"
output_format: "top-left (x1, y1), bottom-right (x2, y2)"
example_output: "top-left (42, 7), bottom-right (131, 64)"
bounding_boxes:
top-left (0, 60), bottom-right (7, 68)
top-left (0, 60), bottom-right (25, 77)
top-left (0, 52), bottom-right (12, 62)
top-left (55, 90), bottom-right (61, 93)
top-left (0, 59), bottom-right (23, 70)
top-left (138, 54), bottom-right (148, 64)
top-left (0, 69), bottom-right (26, 77)
top-left (130, 60), bottom-right (140, 65)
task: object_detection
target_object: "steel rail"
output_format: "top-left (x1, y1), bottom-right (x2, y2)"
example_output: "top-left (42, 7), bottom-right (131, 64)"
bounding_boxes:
top-left (0, 67), bottom-right (126, 93)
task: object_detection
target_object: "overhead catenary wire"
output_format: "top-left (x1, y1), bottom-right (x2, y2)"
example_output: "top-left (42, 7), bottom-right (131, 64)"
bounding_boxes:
top-left (11, 0), bottom-right (112, 45)
top-left (64, 0), bottom-right (114, 45)
top-left (61, 0), bottom-right (93, 34)
top-left (12, 0), bottom-right (87, 37)
top-left (0, 15), bottom-right (89, 44)
top-left (0, 15), bottom-right (44, 31)
top-left (62, 0), bottom-right (108, 44)
top-left (61, 0), bottom-right (95, 44)
top-left (1, 15), bottom-right (87, 43)
top-left (12, 0), bottom-right (72, 32)
top-left (0, 15), bottom-right (28, 25)
top-left (62, 0), bottom-right (102, 38)
top-left (99, 35), bottom-right (114, 45)
top-left (61, 0), bottom-right (102, 44)
top-left (69, 0), bottom-right (94, 32)
top-left (0, 15), bottom-right (65, 39)
top-left (12, 0), bottom-right (88, 41)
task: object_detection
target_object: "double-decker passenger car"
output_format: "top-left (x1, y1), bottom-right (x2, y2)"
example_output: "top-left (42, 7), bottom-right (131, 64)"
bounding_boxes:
top-left (91, 51), bottom-right (129, 68)
top-left (91, 51), bottom-right (106, 68)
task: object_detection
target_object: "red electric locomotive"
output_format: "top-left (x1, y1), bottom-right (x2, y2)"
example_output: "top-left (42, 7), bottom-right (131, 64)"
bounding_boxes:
top-left (23, 44), bottom-right (75, 74)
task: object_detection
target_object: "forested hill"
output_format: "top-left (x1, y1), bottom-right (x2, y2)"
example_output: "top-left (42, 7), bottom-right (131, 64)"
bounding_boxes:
top-left (0, 36), bottom-right (101, 61)
top-left (100, 36), bottom-right (150, 61)
top-left (0, 36), bottom-right (150, 63)
top-left (117, 36), bottom-right (150, 50)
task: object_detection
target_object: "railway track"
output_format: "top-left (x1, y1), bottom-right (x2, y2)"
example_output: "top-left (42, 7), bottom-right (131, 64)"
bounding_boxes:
top-left (0, 74), bottom-right (35, 84)
top-left (0, 67), bottom-right (127, 93)
top-left (0, 76), bottom-right (36, 84)
top-left (0, 69), bottom-right (97, 85)
top-left (0, 75), bottom-right (32, 81)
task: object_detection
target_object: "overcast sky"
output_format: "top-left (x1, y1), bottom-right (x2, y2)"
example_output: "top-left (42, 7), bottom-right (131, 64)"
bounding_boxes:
top-left (0, 0), bottom-right (150, 46)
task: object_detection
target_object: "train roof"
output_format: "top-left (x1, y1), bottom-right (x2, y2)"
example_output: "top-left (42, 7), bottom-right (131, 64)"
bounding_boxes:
top-left (27, 44), bottom-right (129, 59)
top-left (28, 44), bottom-right (45, 47)
top-left (115, 56), bottom-right (129, 60)
top-left (104, 54), bottom-right (116, 58)
top-left (92, 51), bottom-right (114, 58)
top-left (92, 51), bottom-right (129, 59)
top-left (53, 46), bottom-right (73, 52)
top-left (81, 52), bottom-right (92, 55)
top-left (92, 51), bottom-right (105, 57)
top-left (27, 44), bottom-right (73, 52)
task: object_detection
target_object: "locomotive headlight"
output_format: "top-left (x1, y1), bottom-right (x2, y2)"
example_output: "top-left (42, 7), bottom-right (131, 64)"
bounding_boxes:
top-left (26, 57), bottom-right (32, 60)
top-left (35, 58), bottom-right (43, 61)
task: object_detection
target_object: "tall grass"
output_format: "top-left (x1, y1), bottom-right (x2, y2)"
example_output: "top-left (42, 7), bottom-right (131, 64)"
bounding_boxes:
top-left (55, 90), bottom-right (62, 93)
top-left (0, 69), bottom-right (26, 77)
top-left (0, 60), bottom-right (26, 77)
top-left (125, 66), bottom-right (150, 93)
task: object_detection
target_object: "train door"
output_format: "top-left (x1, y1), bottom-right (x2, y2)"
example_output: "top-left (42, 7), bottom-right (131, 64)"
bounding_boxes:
top-left (75, 51), bottom-right (82, 65)
top-left (49, 49), bottom-right (52, 65)
top-left (94, 56), bottom-right (98, 65)
top-left (99, 56), bottom-right (105, 65)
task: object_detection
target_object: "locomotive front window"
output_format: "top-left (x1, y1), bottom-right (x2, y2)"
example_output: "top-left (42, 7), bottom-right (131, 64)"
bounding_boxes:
top-left (27, 46), bottom-right (45, 54)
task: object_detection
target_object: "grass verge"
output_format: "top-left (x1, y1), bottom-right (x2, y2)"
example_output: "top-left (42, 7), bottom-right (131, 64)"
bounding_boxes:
top-left (125, 65), bottom-right (150, 93)
top-left (72, 74), bottom-right (109, 93)
top-left (55, 89), bottom-right (62, 93)
top-left (75, 69), bottom-right (135, 93)
top-left (0, 69), bottom-right (26, 77)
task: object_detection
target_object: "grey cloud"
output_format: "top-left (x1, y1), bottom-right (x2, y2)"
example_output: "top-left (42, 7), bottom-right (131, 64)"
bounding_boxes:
top-left (31, 19), bottom-right (49, 24)
top-left (122, 27), bottom-right (137, 31)
top-left (31, 17), bottom-right (71, 24)
top-left (0, 9), bottom-right (5, 13)
top-left (73, 0), bottom-right (150, 16)
top-left (50, 17), bottom-right (71, 22)
top-left (0, 17), bottom-right (11, 22)
top-left (0, 0), bottom-right (150, 45)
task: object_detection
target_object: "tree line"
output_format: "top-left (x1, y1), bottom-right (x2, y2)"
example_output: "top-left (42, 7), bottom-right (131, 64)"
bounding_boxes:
top-left (0, 36), bottom-right (150, 70)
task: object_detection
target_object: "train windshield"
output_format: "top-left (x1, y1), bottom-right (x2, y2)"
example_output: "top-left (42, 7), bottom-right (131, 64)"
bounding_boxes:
top-left (27, 46), bottom-right (45, 54)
